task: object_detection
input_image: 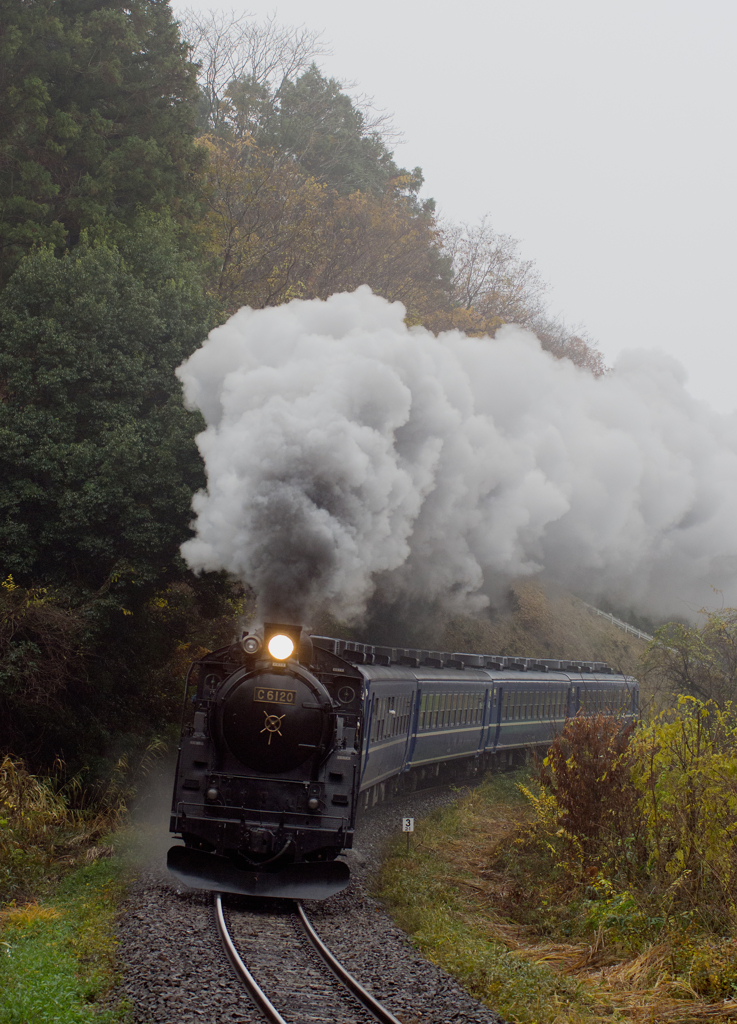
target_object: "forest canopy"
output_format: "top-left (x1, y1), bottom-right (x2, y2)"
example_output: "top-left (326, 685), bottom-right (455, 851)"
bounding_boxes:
top-left (0, 0), bottom-right (605, 770)
top-left (0, 0), bottom-right (205, 287)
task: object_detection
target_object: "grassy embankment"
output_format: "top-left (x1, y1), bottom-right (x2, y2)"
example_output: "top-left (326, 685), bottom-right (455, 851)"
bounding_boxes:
top-left (318, 579), bottom-right (651, 697)
top-left (0, 756), bottom-right (139, 1023)
top-left (373, 583), bottom-right (737, 1022)
top-left (378, 699), bottom-right (737, 1024)
top-left (379, 769), bottom-right (737, 1024)
top-left (0, 861), bottom-right (127, 1024)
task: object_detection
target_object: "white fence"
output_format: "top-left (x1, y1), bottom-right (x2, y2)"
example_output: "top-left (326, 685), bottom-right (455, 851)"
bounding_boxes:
top-left (582, 603), bottom-right (653, 643)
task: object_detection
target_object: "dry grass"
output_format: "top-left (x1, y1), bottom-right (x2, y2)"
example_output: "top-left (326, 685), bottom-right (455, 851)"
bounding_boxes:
top-left (0, 903), bottom-right (61, 927)
top-left (0, 746), bottom-right (161, 904)
top-left (380, 778), bottom-right (737, 1023)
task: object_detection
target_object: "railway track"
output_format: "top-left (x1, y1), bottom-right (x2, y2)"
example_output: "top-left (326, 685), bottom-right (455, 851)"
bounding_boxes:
top-left (214, 893), bottom-right (404, 1024)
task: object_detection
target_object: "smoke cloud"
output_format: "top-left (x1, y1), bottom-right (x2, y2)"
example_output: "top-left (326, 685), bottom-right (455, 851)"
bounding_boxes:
top-left (176, 287), bottom-right (737, 624)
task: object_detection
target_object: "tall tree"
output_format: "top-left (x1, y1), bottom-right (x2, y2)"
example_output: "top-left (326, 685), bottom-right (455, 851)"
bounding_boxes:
top-left (0, 224), bottom-right (213, 597)
top-left (0, 0), bottom-right (204, 287)
top-left (0, 222), bottom-right (229, 770)
top-left (310, 184), bottom-right (450, 321)
top-left (255, 65), bottom-right (405, 196)
top-left (442, 217), bottom-right (549, 327)
top-left (195, 135), bottom-right (449, 317)
top-left (179, 12), bottom-right (403, 195)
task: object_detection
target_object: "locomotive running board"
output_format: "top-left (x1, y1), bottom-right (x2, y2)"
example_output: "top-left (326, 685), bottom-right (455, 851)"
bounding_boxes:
top-left (166, 845), bottom-right (350, 900)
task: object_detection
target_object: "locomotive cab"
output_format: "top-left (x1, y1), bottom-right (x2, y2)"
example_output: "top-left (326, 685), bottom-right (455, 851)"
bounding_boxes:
top-left (167, 622), bottom-right (364, 899)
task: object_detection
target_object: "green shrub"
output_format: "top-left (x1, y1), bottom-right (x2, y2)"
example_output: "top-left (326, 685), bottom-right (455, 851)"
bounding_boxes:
top-left (631, 696), bottom-right (737, 930)
top-left (670, 936), bottom-right (737, 998)
top-left (528, 698), bottom-right (737, 937)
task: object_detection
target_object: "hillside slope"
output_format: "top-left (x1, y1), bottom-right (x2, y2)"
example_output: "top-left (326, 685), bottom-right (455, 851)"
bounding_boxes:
top-left (315, 579), bottom-right (648, 680)
top-left (440, 580), bottom-right (647, 678)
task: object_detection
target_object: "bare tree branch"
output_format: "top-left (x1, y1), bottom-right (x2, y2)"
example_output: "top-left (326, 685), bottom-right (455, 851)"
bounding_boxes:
top-left (440, 215), bottom-right (607, 375)
top-left (177, 9), bottom-right (330, 130)
top-left (442, 216), bottom-right (548, 321)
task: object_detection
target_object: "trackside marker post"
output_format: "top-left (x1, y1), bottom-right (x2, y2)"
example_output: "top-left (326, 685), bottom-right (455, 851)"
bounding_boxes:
top-left (402, 817), bottom-right (414, 854)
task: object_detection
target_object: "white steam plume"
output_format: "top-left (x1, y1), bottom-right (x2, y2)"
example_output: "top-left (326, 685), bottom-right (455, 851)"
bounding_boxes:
top-left (176, 287), bottom-right (737, 623)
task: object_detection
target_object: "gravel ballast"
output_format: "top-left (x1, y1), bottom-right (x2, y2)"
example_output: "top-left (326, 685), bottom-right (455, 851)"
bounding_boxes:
top-left (115, 783), bottom-right (504, 1024)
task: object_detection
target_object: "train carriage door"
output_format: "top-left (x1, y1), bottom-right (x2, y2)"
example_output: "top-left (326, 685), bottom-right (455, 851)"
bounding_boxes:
top-left (360, 689), bottom-right (376, 783)
top-left (487, 685), bottom-right (502, 751)
top-left (404, 686), bottom-right (422, 769)
top-left (568, 685), bottom-right (579, 717)
top-left (477, 688), bottom-right (490, 754)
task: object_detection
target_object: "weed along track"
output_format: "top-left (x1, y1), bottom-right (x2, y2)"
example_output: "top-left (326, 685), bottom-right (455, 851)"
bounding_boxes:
top-left (215, 894), bottom-right (403, 1024)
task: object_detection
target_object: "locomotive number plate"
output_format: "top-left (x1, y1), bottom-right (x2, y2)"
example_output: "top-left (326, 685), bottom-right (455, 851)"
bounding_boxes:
top-left (254, 687), bottom-right (296, 706)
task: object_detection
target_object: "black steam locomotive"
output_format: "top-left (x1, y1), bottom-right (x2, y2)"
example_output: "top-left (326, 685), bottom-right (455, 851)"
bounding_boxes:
top-left (168, 622), bottom-right (638, 899)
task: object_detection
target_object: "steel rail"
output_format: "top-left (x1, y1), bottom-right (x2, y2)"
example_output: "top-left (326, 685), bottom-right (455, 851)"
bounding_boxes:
top-left (213, 894), bottom-right (288, 1024)
top-left (296, 901), bottom-right (404, 1024)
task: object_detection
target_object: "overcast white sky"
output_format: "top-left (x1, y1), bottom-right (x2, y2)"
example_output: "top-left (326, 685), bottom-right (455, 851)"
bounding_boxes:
top-left (172, 0), bottom-right (737, 414)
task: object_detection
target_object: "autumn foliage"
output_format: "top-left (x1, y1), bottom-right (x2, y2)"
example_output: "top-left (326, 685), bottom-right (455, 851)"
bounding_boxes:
top-left (178, 11), bottom-right (607, 371)
top-left (536, 713), bottom-right (639, 866)
top-left (195, 123), bottom-right (605, 374)
top-left (531, 699), bottom-right (737, 935)
top-left (196, 135), bottom-right (447, 323)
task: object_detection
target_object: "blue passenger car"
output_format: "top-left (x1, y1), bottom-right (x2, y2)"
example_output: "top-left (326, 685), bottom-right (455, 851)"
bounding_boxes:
top-left (312, 638), bottom-right (638, 807)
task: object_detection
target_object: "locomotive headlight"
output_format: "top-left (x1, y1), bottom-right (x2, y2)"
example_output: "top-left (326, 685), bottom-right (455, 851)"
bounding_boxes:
top-left (243, 636), bottom-right (261, 654)
top-left (267, 634), bottom-right (295, 660)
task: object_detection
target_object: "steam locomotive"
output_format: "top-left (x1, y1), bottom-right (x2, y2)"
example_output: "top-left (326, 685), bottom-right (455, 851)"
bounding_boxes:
top-left (167, 622), bottom-right (638, 900)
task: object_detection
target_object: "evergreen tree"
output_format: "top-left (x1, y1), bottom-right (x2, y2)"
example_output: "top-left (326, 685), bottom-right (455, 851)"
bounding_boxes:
top-left (0, 224), bottom-right (213, 600)
top-left (0, 222), bottom-right (232, 770)
top-left (0, 0), bottom-right (205, 287)
top-left (256, 65), bottom-right (405, 195)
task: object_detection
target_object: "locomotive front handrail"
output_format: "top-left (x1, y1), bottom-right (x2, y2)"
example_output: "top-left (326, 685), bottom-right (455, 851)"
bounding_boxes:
top-left (174, 802), bottom-right (351, 830)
